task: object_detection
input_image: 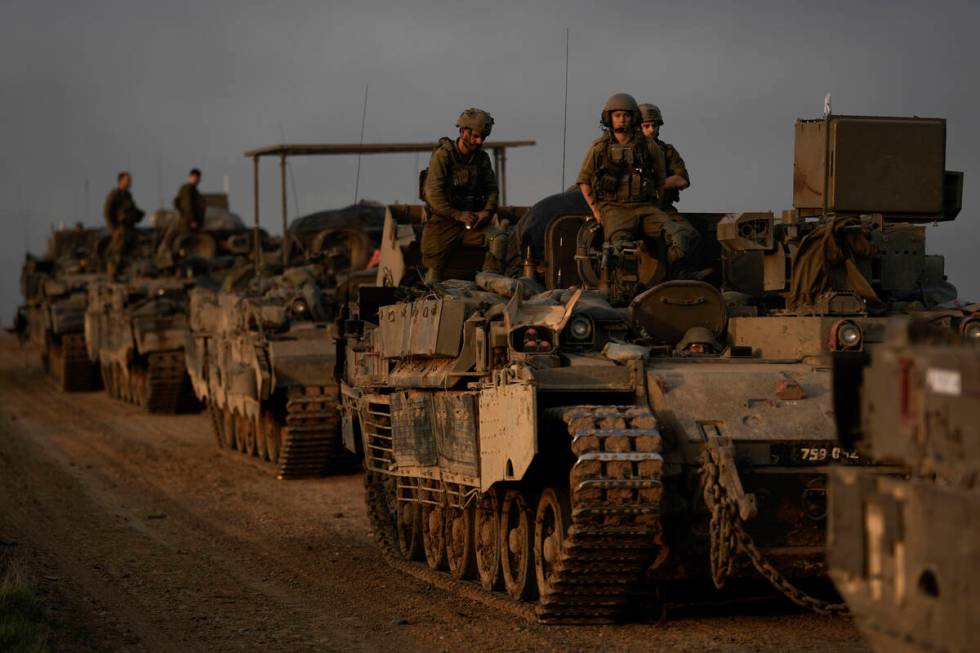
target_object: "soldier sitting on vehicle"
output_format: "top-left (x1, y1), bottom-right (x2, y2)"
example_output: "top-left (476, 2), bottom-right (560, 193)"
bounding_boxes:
top-left (103, 171), bottom-right (145, 279)
top-left (156, 168), bottom-right (206, 270)
top-left (639, 103), bottom-right (690, 213)
top-left (420, 108), bottom-right (508, 283)
top-left (577, 93), bottom-right (701, 279)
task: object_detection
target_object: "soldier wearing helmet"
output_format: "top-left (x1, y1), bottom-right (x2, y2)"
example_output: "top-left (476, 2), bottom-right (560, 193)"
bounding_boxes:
top-left (639, 103), bottom-right (690, 212)
top-left (420, 107), bottom-right (507, 283)
top-left (577, 93), bottom-right (701, 278)
top-left (102, 171), bottom-right (145, 279)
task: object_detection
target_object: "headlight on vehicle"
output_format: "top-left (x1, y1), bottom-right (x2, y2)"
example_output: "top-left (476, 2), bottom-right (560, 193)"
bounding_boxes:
top-left (567, 316), bottom-right (593, 342)
top-left (962, 317), bottom-right (980, 342)
top-left (289, 297), bottom-right (309, 317)
top-left (831, 320), bottom-right (862, 351)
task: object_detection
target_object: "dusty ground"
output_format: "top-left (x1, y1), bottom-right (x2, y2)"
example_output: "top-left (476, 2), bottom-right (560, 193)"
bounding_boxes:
top-left (0, 334), bottom-right (870, 652)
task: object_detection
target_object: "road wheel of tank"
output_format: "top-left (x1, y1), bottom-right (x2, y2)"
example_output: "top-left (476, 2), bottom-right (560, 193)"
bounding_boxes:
top-left (132, 368), bottom-right (148, 408)
top-left (396, 488), bottom-right (424, 561)
top-left (501, 490), bottom-right (536, 600)
top-left (446, 503), bottom-right (477, 580)
top-left (106, 363), bottom-right (119, 399)
top-left (255, 415), bottom-right (269, 461)
top-left (47, 340), bottom-right (64, 388)
top-left (209, 404), bottom-right (227, 448)
top-left (421, 502), bottom-right (447, 571)
top-left (534, 487), bottom-right (571, 599)
top-left (475, 490), bottom-right (503, 591)
top-left (223, 408), bottom-right (238, 451)
top-left (238, 413), bottom-right (257, 457)
top-left (262, 412), bottom-right (281, 464)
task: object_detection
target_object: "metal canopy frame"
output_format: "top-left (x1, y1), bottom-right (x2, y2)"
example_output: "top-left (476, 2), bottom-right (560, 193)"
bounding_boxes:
top-left (245, 140), bottom-right (535, 267)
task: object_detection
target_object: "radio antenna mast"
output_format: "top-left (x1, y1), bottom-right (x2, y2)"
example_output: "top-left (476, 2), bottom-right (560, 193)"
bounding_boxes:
top-left (560, 28), bottom-right (570, 191)
top-left (353, 83), bottom-right (369, 204)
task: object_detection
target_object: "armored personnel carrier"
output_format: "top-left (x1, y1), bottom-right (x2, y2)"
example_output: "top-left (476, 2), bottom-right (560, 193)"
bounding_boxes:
top-left (18, 225), bottom-right (106, 391)
top-left (85, 197), bottom-right (258, 413)
top-left (828, 319), bottom-right (979, 653)
top-left (336, 114), bottom-right (973, 623)
top-left (185, 203), bottom-right (385, 477)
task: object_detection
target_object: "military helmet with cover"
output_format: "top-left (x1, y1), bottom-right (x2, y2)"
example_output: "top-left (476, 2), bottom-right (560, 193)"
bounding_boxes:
top-left (639, 103), bottom-right (664, 126)
top-left (600, 93), bottom-right (641, 128)
top-left (456, 108), bottom-right (494, 137)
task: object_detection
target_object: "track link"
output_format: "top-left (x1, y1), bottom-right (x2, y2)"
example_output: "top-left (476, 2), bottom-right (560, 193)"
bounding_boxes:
top-left (143, 351), bottom-right (191, 413)
top-left (49, 332), bottom-right (100, 392)
top-left (536, 405), bottom-right (666, 624)
top-left (276, 385), bottom-right (343, 479)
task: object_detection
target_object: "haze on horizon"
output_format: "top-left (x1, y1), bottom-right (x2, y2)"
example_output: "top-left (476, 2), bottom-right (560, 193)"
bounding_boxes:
top-left (2, 0), bottom-right (978, 322)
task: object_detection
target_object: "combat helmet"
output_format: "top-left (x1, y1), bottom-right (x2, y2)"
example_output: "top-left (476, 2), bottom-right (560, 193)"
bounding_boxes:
top-left (639, 103), bottom-right (664, 126)
top-left (600, 93), bottom-right (641, 129)
top-left (456, 108), bottom-right (494, 137)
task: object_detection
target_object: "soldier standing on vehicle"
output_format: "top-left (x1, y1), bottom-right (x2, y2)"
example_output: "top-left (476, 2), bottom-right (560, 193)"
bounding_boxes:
top-left (156, 168), bottom-right (206, 269)
top-left (420, 108), bottom-right (507, 283)
top-left (103, 171), bottom-right (145, 279)
top-left (577, 93), bottom-right (701, 278)
top-left (639, 103), bottom-right (690, 213)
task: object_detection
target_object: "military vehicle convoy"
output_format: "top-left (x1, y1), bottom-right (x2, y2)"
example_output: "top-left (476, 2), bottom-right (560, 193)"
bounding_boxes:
top-left (185, 203), bottom-right (386, 478)
top-left (828, 319), bottom-right (979, 653)
top-left (18, 226), bottom-right (106, 391)
top-left (335, 114), bottom-right (973, 623)
top-left (85, 197), bottom-right (258, 413)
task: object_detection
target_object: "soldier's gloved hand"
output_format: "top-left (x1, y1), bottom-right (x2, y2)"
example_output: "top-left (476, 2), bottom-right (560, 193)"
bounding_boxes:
top-left (459, 212), bottom-right (478, 229)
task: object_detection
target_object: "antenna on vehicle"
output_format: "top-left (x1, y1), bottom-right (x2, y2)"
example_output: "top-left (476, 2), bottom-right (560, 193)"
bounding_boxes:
top-left (561, 28), bottom-right (570, 192)
top-left (822, 93), bottom-right (832, 218)
top-left (353, 84), bottom-right (369, 205)
top-left (279, 123), bottom-right (301, 218)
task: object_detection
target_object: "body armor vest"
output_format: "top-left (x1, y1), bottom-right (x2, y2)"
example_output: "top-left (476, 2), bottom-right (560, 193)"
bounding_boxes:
top-left (591, 135), bottom-right (657, 204)
top-left (420, 138), bottom-right (489, 212)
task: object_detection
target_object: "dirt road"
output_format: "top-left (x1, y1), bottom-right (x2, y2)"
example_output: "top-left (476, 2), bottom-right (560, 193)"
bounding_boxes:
top-left (0, 334), bottom-right (869, 652)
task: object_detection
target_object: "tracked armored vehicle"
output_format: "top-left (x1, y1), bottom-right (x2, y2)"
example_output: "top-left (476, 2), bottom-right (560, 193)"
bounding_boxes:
top-left (828, 320), bottom-right (979, 653)
top-left (185, 203), bottom-right (385, 478)
top-left (85, 197), bottom-right (257, 413)
top-left (337, 114), bottom-right (973, 623)
top-left (18, 226), bottom-right (106, 391)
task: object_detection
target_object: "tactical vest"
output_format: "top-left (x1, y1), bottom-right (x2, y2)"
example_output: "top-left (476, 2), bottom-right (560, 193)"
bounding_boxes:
top-left (591, 135), bottom-right (658, 204)
top-left (418, 137), bottom-right (489, 212)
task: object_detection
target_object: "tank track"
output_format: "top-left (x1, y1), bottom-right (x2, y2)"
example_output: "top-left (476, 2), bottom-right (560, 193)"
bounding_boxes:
top-left (105, 351), bottom-right (191, 413)
top-left (276, 386), bottom-right (343, 479)
top-left (48, 333), bottom-right (99, 392)
top-left (537, 406), bottom-right (666, 623)
top-left (213, 386), bottom-right (343, 479)
top-left (364, 404), bottom-right (666, 624)
top-left (143, 351), bottom-right (191, 413)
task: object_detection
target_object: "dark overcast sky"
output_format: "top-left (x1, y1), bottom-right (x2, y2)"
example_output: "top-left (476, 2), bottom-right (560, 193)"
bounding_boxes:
top-left (2, 0), bottom-right (978, 322)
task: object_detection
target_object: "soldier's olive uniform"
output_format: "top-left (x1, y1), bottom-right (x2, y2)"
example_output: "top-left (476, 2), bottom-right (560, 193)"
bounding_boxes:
top-left (102, 188), bottom-right (144, 277)
top-left (656, 139), bottom-right (690, 213)
top-left (421, 137), bottom-right (506, 278)
top-left (157, 182), bottom-right (205, 269)
top-left (577, 130), bottom-right (700, 271)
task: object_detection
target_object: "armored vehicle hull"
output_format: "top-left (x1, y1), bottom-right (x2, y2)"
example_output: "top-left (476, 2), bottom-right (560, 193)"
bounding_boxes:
top-left (18, 228), bottom-right (107, 391)
top-left (828, 323), bottom-right (980, 653)
top-left (338, 114), bottom-right (974, 623)
top-left (186, 286), bottom-right (344, 478)
top-left (85, 277), bottom-right (197, 413)
top-left (184, 205), bottom-right (384, 478)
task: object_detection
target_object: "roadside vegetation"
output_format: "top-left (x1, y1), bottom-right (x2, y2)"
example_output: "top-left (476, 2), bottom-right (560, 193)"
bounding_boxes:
top-left (0, 552), bottom-right (50, 653)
